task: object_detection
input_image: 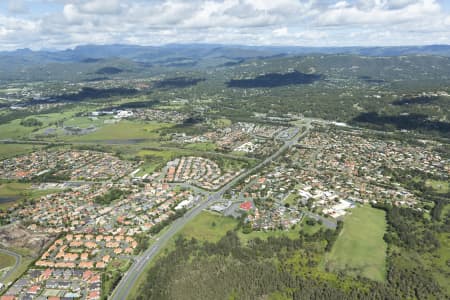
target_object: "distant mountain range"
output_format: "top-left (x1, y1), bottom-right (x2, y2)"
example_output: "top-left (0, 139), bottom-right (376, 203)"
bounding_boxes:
top-left (1, 44), bottom-right (450, 64)
top-left (1, 44), bottom-right (450, 83)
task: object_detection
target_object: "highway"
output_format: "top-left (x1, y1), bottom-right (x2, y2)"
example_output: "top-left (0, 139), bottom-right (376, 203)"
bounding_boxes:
top-left (110, 123), bottom-right (310, 300)
top-left (0, 248), bottom-right (21, 284)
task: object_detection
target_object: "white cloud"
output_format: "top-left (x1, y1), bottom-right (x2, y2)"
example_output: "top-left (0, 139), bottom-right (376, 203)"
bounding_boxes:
top-left (8, 0), bottom-right (29, 14)
top-left (0, 0), bottom-right (449, 50)
top-left (79, 0), bottom-right (123, 15)
top-left (63, 4), bottom-right (84, 24)
top-left (273, 27), bottom-right (289, 37)
top-left (317, 0), bottom-right (441, 26)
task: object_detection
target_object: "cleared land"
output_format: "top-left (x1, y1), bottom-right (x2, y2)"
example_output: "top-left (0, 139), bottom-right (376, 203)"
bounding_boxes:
top-left (325, 205), bottom-right (387, 282)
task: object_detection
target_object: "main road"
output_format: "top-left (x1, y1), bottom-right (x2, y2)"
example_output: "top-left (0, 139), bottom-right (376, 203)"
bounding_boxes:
top-left (110, 122), bottom-right (311, 300)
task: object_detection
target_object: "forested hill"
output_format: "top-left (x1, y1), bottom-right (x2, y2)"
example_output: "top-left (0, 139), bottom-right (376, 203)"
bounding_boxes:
top-left (1, 44), bottom-right (450, 82)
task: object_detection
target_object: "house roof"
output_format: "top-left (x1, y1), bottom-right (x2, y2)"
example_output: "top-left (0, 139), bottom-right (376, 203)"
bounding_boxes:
top-left (239, 201), bottom-right (252, 211)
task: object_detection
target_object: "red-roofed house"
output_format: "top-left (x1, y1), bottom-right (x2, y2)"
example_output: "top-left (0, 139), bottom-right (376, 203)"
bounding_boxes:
top-left (87, 290), bottom-right (100, 300)
top-left (239, 201), bottom-right (252, 211)
top-left (28, 285), bottom-right (41, 294)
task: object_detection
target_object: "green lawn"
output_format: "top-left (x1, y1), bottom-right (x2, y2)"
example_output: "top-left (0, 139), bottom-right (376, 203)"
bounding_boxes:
top-left (325, 205), bottom-right (387, 282)
top-left (0, 252), bottom-right (16, 269)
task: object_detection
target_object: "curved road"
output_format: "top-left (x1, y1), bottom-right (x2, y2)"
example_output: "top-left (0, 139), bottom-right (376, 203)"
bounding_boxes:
top-left (111, 124), bottom-right (310, 300)
top-left (0, 248), bottom-right (21, 284)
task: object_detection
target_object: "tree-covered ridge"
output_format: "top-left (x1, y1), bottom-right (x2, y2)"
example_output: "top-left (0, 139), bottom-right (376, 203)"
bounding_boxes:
top-left (352, 112), bottom-right (450, 138)
top-left (154, 77), bottom-right (205, 89)
top-left (227, 71), bottom-right (323, 88)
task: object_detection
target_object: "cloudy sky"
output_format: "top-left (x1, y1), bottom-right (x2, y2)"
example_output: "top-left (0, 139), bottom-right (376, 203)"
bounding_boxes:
top-left (0, 0), bottom-right (449, 50)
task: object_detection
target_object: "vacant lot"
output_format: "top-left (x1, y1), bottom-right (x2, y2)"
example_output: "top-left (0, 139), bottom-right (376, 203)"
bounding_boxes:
top-left (177, 211), bottom-right (238, 243)
top-left (325, 206), bottom-right (387, 282)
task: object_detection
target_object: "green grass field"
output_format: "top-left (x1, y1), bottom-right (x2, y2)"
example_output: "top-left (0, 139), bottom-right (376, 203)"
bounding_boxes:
top-left (425, 179), bottom-right (449, 194)
top-left (1, 246), bottom-right (35, 284)
top-left (176, 211), bottom-right (309, 245)
top-left (137, 148), bottom-right (190, 174)
top-left (66, 120), bottom-right (172, 142)
top-left (0, 252), bottom-right (16, 269)
top-left (177, 211), bottom-right (238, 243)
top-left (0, 107), bottom-right (91, 140)
top-left (184, 142), bottom-right (217, 152)
top-left (0, 144), bottom-right (42, 160)
top-left (283, 193), bottom-right (298, 207)
top-left (0, 182), bottom-right (59, 209)
top-left (300, 217), bottom-right (322, 235)
top-left (212, 118), bottom-right (232, 128)
top-left (0, 119), bottom-right (36, 139)
top-left (0, 182), bottom-right (30, 197)
top-left (325, 206), bottom-right (387, 282)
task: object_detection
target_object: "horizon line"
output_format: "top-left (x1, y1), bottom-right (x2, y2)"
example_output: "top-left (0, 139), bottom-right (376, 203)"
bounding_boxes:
top-left (2, 43), bottom-right (450, 53)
